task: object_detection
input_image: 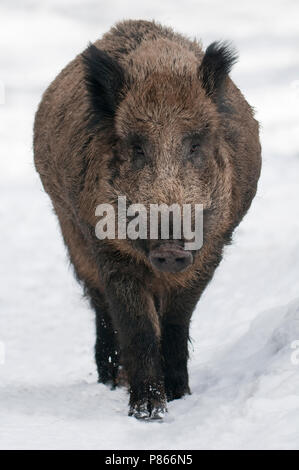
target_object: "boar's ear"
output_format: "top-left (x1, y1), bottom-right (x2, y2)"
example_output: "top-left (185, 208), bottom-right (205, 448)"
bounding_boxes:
top-left (82, 44), bottom-right (125, 125)
top-left (198, 41), bottom-right (238, 103)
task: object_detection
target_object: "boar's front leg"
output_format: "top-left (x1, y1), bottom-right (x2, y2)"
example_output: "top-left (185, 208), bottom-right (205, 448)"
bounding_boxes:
top-left (162, 289), bottom-right (200, 401)
top-left (87, 286), bottom-right (120, 387)
top-left (104, 269), bottom-right (167, 420)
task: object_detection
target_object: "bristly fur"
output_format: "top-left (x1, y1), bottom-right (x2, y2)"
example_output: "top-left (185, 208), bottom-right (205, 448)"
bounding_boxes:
top-left (82, 44), bottom-right (125, 125)
top-left (199, 41), bottom-right (238, 99)
top-left (34, 20), bottom-right (261, 420)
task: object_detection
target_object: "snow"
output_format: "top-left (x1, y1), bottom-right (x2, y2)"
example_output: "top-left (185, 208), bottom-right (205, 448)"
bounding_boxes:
top-left (1, 0), bottom-right (299, 450)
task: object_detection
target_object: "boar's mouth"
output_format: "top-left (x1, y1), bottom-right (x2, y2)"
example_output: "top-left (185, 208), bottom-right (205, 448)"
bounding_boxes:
top-left (149, 243), bottom-right (193, 273)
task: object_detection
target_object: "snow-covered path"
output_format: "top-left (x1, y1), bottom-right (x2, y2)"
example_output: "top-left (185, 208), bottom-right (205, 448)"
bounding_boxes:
top-left (1, 0), bottom-right (299, 449)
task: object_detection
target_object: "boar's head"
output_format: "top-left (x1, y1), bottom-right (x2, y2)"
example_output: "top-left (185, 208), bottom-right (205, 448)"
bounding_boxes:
top-left (82, 38), bottom-right (238, 273)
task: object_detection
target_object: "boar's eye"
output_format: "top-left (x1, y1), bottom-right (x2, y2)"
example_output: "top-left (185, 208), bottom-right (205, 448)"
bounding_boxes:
top-left (133, 145), bottom-right (145, 157)
top-left (189, 143), bottom-right (202, 160)
top-left (190, 143), bottom-right (200, 154)
top-left (132, 144), bottom-right (146, 170)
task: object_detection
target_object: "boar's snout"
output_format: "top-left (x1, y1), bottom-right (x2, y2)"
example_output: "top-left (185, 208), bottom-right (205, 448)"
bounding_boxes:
top-left (149, 245), bottom-right (193, 273)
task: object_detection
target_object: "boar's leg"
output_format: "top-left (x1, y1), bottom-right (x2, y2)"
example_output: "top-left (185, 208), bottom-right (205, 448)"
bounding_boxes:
top-left (162, 290), bottom-right (199, 401)
top-left (104, 269), bottom-right (167, 420)
top-left (87, 287), bottom-right (120, 387)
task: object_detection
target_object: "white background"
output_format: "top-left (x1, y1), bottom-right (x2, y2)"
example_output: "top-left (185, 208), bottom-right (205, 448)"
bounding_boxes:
top-left (0, 0), bottom-right (299, 449)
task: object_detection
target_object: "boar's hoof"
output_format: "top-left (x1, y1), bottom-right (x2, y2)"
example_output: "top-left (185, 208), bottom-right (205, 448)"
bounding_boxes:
top-left (150, 405), bottom-right (167, 420)
top-left (129, 399), bottom-right (167, 421)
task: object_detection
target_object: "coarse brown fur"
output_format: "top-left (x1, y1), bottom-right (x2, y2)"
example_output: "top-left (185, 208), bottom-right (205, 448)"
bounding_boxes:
top-left (34, 20), bottom-right (261, 419)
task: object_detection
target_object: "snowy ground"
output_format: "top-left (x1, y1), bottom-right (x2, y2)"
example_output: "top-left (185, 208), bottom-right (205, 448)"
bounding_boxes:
top-left (1, 0), bottom-right (299, 450)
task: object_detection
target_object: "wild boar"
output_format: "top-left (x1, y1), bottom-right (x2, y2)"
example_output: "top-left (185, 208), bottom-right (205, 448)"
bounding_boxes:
top-left (34, 19), bottom-right (261, 419)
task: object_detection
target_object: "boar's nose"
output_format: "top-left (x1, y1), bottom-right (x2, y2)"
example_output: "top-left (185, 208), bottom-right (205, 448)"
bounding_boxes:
top-left (149, 247), bottom-right (193, 273)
